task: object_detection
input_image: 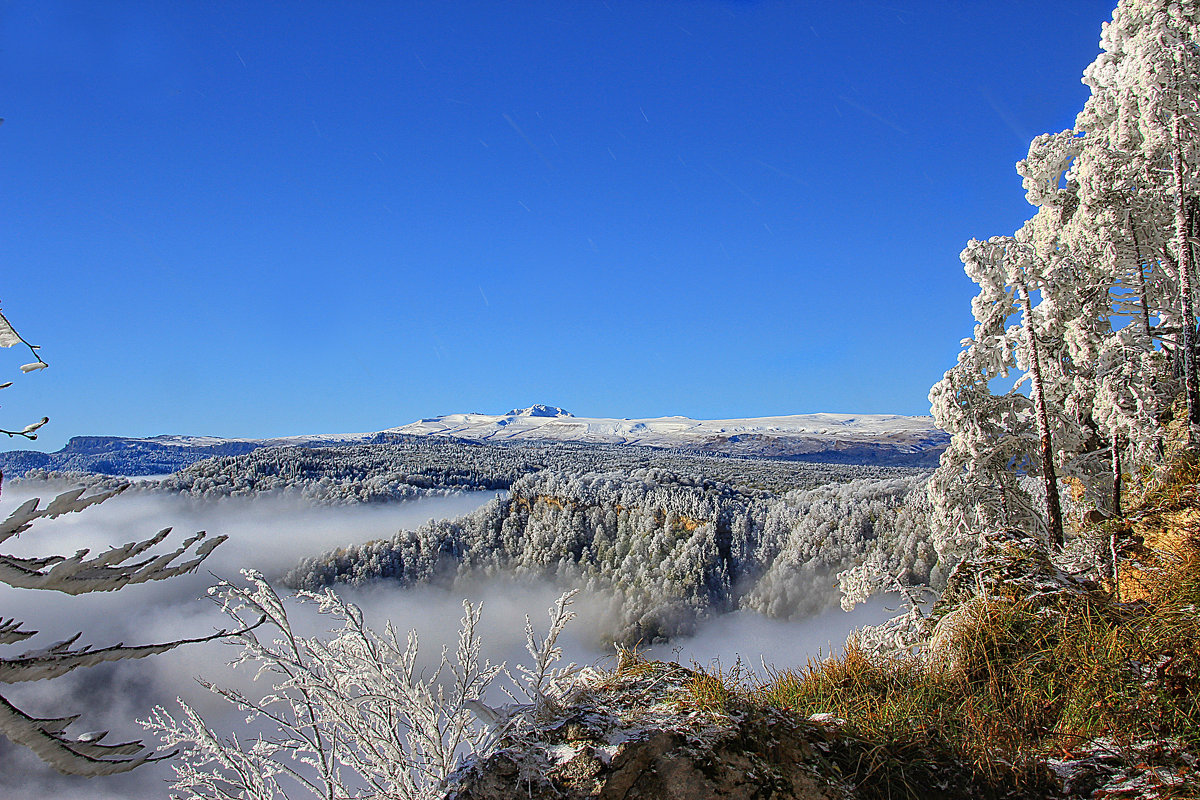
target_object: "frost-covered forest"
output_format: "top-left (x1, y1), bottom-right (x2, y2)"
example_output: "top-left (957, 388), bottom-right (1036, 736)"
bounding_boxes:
top-left (131, 436), bottom-right (918, 502)
top-left (286, 468), bottom-right (933, 643)
top-left (5, 431), bottom-right (939, 650)
top-left (125, 435), bottom-right (935, 644)
top-left (8, 0), bottom-right (1200, 795)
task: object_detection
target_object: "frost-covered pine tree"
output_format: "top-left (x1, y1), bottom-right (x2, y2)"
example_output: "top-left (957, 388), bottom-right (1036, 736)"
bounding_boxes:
top-left (928, 238), bottom-right (1049, 559)
top-left (930, 0), bottom-right (1200, 556)
top-left (1075, 0), bottom-right (1200, 432)
top-left (0, 308), bottom-right (237, 775)
top-left (1007, 241), bottom-right (1067, 545)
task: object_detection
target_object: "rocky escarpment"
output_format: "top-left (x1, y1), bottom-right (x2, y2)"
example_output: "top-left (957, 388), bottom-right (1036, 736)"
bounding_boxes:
top-left (449, 520), bottom-right (1200, 800)
top-left (448, 660), bottom-right (846, 800)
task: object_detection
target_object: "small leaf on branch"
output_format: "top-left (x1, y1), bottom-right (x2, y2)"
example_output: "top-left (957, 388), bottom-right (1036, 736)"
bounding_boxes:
top-left (0, 312), bottom-right (21, 349)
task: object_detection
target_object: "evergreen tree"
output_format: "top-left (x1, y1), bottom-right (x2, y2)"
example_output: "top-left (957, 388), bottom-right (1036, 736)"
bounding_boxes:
top-left (930, 0), bottom-right (1200, 550)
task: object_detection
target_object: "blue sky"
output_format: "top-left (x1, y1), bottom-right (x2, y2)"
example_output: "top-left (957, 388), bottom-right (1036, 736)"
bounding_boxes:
top-left (1, 1), bottom-right (1117, 450)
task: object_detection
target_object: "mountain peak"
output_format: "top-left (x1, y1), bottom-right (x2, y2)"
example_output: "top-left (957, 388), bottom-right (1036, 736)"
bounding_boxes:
top-left (505, 405), bottom-right (573, 418)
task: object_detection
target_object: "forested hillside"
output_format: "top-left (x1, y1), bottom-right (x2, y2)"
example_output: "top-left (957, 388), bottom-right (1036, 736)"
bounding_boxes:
top-left (142, 437), bottom-right (919, 504)
top-left (286, 468), bottom-right (932, 643)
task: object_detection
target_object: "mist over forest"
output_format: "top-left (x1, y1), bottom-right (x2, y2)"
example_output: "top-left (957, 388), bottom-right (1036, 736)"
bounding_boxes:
top-left (9, 0), bottom-right (1200, 794)
top-left (0, 438), bottom-right (920, 798)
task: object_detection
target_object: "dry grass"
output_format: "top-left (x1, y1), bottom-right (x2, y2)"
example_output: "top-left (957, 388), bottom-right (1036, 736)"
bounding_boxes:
top-left (1118, 453), bottom-right (1200, 603)
top-left (677, 455), bottom-right (1200, 799)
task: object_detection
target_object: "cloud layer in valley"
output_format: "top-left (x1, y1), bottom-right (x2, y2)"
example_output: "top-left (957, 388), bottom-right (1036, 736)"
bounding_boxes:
top-left (0, 481), bottom-right (886, 799)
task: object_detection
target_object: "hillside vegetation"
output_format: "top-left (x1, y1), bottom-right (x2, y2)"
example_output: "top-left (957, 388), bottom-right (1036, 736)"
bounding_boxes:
top-left (453, 0), bottom-right (1200, 795)
top-left (286, 468), bottom-right (933, 644)
top-left (683, 452), bottom-right (1200, 798)
top-left (145, 1), bottom-right (1200, 797)
top-left (145, 437), bottom-right (918, 503)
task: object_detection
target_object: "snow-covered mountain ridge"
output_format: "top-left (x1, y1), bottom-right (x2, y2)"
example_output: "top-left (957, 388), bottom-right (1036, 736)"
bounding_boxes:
top-left (392, 405), bottom-right (946, 460)
top-left (0, 406), bottom-right (947, 476)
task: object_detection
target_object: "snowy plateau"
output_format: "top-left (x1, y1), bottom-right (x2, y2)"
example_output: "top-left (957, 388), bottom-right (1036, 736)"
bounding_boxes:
top-left (0, 405), bottom-right (948, 476)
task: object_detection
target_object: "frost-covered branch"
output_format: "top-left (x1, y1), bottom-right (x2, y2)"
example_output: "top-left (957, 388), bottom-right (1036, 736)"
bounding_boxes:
top-left (0, 483), bottom-right (229, 597)
top-left (0, 308), bottom-right (48, 439)
top-left (0, 308), bottom-right (46, 369)
top-left (0, 619), bottom-right (262, 685)
top-left (838, 554), bottom-right (938, 658)
top-left (0, 308), bottom-right (232, 775)
top-left (0, 481), bottom-right (238, 774)
top-left (0, 692), bottom-right (168, 777)
top-left (0, 508), bottom-right (248, 774)
top-left (505, 589), bottom-right (578, 719)
top-left (0, 527), bottom-right (226, 595)
top-left (146, 574), bottom-right (580, 800)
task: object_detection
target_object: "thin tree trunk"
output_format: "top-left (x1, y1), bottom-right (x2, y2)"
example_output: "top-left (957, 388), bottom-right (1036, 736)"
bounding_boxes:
top-left (1016, 271), bottom-right (1065, 547)
top-left (1159, 247), bottom-right (1185, 375)
top-left (1190, 194), bottom-right (1200, 326)
top-left (1111, 436), bottom-right (1122, 519)
top-left (1130, 226), bottom-right (1153, 340)
top-left (1111, 529), bottom-right (1120, 599)
top-left (1173, 116), bottom-right (1200, 442)
top-left (1191, 194), bottom-right (1199, 267)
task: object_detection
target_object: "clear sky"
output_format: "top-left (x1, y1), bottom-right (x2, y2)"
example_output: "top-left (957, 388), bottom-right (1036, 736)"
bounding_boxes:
top-left (1, 1), bottom-right (1118, 451)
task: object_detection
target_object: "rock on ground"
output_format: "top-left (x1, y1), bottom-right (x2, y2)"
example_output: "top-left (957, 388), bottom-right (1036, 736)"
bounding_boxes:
top-left (447, 661), bottom-right (845, 800)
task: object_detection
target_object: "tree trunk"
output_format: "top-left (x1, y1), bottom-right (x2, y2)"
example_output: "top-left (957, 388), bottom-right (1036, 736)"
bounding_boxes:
top-left (1016, 271), bottom-right (1065, 547)
top-left (1111, 436), bottom-right (1122, 519)
top-left (1130, 226), bottom-right (1153, 341)
top-left (1173, 115), bottom-right (1200, 442)
top-left (1111, 529), bottom-right (1120, 600)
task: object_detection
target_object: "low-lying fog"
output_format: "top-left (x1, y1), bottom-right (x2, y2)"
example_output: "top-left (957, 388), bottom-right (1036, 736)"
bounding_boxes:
top-left (0, 480), bottom-right (890, 799)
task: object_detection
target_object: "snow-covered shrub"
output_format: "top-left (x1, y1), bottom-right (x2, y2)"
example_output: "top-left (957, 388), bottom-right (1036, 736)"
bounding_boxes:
top-left (144, 573), bottom-right (580, 800)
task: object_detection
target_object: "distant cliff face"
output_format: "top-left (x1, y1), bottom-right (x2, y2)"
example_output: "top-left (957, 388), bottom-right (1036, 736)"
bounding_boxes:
top-left (0, 436), bottom-right (264, 477)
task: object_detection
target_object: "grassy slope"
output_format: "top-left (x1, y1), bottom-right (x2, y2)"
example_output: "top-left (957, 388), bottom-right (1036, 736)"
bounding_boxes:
top-left (682, 458), bottom-right (1200, 799)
